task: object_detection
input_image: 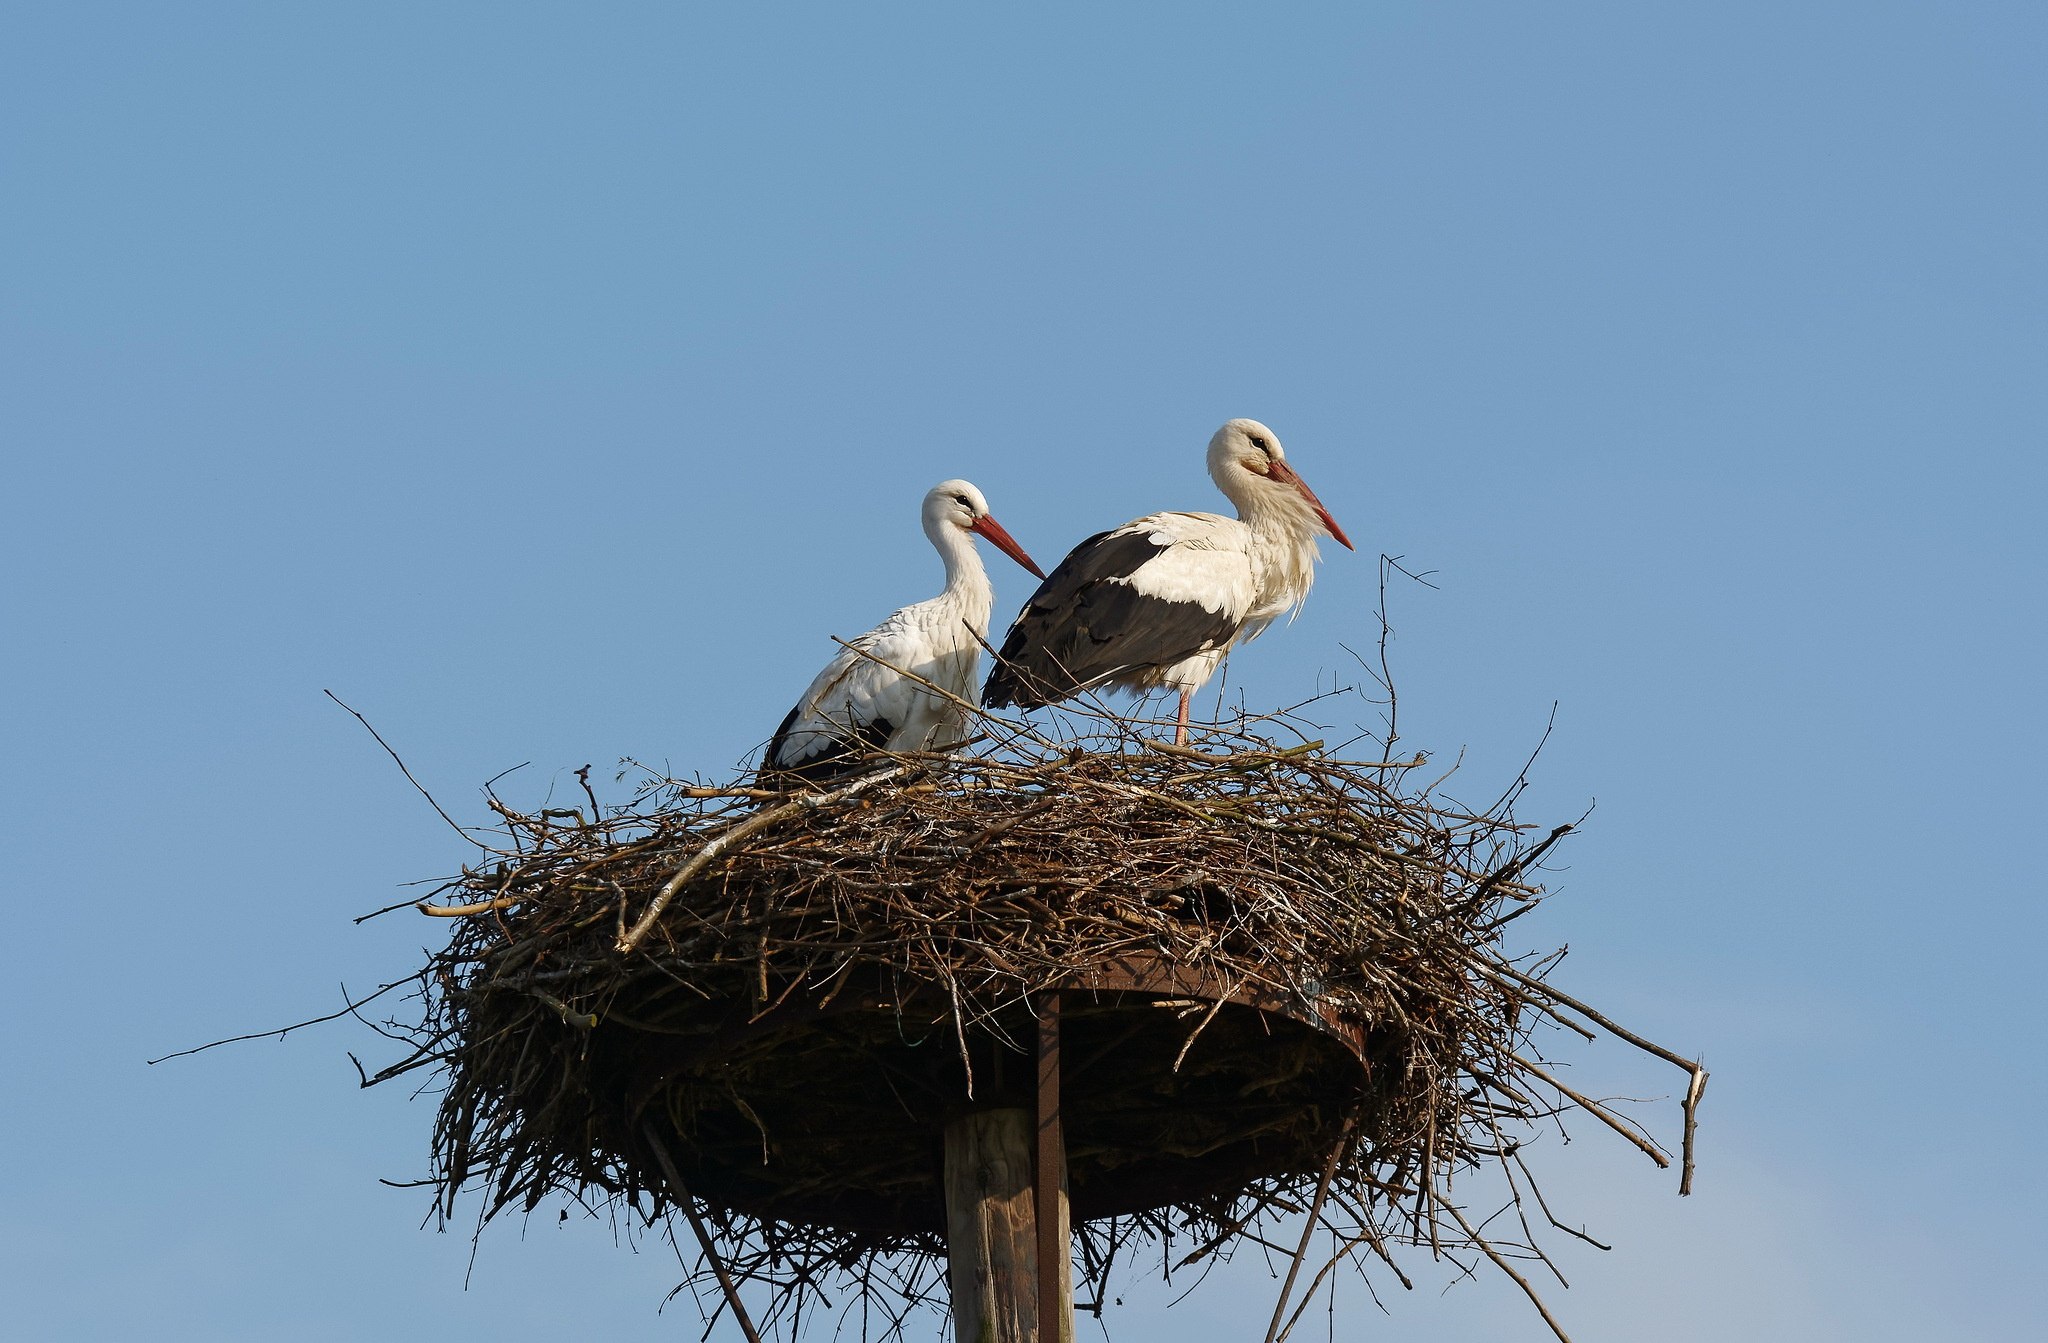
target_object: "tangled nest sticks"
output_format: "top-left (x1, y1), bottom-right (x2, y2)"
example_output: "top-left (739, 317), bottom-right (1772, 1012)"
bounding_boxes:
top-left (364, 705), bottom-right (1706, 1342)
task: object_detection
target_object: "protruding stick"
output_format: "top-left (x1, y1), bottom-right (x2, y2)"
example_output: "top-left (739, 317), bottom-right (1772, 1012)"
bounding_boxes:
top-left (641, 1123), bottom-right (765, 1343)
top-left (1263, 1117), bottom-right (1354, 1343)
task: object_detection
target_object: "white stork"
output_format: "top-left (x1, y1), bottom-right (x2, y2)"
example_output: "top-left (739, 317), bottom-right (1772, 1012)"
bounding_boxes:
top-left (983, 418), bottom-right (1353, 744)
top-left (763, 480), bottom-right (1045, 782)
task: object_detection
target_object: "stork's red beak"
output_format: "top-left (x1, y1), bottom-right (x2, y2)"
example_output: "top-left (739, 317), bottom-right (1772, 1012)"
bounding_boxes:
top-left (1267, 460), bottom-right (1355, 550)
top-left (969, 515), bottom-right (1047, 578)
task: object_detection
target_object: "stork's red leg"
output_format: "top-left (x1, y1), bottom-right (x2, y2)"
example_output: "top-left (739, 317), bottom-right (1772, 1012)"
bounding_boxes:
top-left (1174, 691), bottom-right (1190, 746)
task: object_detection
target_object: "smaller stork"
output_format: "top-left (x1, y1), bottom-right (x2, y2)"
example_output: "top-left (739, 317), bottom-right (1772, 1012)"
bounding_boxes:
top-left (983, 418), bottom-right (1354, 744)
top-left (763, 480), bottom-right (1045, 783)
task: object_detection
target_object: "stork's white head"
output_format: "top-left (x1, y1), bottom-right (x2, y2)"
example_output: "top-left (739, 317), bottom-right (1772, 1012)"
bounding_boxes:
top-left (1206, 419), bottom-right (1355, 550)
top-left (923, 479), bottom-right (1047, 578)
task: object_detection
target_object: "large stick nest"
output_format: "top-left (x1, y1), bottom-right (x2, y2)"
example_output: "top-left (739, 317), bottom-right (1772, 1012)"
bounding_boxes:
top-left (368, 710), bottom-right (1703, 1341)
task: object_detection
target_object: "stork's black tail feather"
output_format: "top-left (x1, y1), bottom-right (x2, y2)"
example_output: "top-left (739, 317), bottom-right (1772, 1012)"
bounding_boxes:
top-left (980, 632), bottom-right (1063, 710)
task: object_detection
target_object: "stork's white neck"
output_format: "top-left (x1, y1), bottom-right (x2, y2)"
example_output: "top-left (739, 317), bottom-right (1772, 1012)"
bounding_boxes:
top-left (1211, 462), bottom-right (1326, 619)
top-left (925, 516), bottom-right (995, 625)
top-left (926, 514), bottom-right (981, 584)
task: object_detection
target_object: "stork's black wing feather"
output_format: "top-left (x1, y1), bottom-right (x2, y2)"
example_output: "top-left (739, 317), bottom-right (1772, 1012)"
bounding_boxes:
top-left (982, 528), bottom-right (1239, 708)
top-left (760, 702), bottom-right (897, 786)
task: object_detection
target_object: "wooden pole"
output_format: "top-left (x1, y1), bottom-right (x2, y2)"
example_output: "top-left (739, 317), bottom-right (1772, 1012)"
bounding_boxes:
top-left (945, 1108), bottom-right (1037, 1343)
top-left (943, 1008), bottom-right (1073, 1343)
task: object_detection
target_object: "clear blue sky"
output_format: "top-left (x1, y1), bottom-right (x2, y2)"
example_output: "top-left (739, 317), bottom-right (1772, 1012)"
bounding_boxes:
top-left (4, 4), bottom-right (2043, 1339)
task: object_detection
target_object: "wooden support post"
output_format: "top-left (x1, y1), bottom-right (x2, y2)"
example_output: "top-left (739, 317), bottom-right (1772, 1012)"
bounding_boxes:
top-left (945, 1108), bottom-right (1036, 1343)
top-left (943, 1005), bottom-right (1073, 1343)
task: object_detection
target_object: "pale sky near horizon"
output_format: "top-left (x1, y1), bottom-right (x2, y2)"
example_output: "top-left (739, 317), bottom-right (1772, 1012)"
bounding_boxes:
top-left (4, 4), bottom-right (2044, 1340)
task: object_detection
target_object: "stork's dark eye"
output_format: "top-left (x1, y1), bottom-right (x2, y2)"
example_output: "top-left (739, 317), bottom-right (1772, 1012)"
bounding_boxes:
top-left (1249, 435), bottom-right (1271, 454)
top-left (954, 494), bottom-right (972, 507)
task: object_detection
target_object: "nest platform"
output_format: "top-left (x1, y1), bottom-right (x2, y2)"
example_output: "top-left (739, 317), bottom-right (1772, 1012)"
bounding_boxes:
top-left (371, 719), bottom-right (1703, 1338)
top-left (594, 950), bottom-right (1377, 1234)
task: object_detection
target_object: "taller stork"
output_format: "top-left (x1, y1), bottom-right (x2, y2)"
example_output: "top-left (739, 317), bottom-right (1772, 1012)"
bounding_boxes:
top-left (763, 480), bottom-right (1044, 783)
top-left (983, 419), bottom-right (1353, 744)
